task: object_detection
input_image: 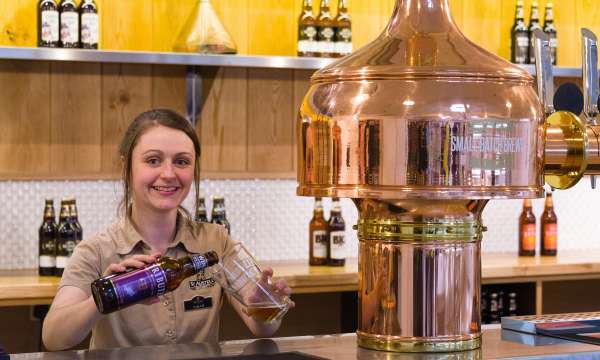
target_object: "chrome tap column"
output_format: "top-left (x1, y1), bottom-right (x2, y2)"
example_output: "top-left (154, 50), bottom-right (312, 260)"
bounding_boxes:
top-left (297, 0), bottom-right (544, 352)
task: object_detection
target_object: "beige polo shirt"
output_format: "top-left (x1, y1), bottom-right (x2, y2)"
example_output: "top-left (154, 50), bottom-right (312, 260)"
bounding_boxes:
top-left (59, 213), bottom-right (236, 350)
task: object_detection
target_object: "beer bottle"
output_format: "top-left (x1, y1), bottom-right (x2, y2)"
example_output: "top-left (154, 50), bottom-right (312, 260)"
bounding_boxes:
top-left (39, 199), bottom-right (57, 276)
top-left (527, 1), bottom-right (542, 64)
top-left (497, 290), bottom-right (506, 318)
top-left (518, 199), bottom-right (536, 256)
top-left (56, 198), bottom-right (77, 276)
top-left (298, 0), bottom-right (318, 57)
top-left (194, 197), bottom-right (209, 222)
top-left (211, 196), bottom-right (231, 234)
top-left (543, 2), bottom-right (557, 65)
top-left (328, 197), bottom-right (346, 266)
top-left (59, 0), bottom-right (79, 48)
top-left (540, 192), bottom-right (558, 256)
top-left (68, 198), bottom-right (83, 245)
top-left (38, 0), bottom-right (59, 48)
top-left (510, 0), bottom-right (529, 64)
top-left (334, 0), bottom-right (352, 58)
top-left (91, 251), bottom-right (218, 314)
top-left (316, 0), bottom-right (336, 58)
top-left (481, 289), bottom-right (489, 324)
top-left (79, 0), bottom-right (99, 49)
top-left (508, 292), bottom-right (518, 316)
top-left (489, 292), bottom-right (500, 324)
top-left (309, 197), bottom-right (328, 265)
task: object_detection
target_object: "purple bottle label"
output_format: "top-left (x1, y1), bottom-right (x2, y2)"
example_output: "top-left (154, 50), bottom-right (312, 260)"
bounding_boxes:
top-left (190, 254), bottom-right (209, 273)
top-left (110, 264), bottom-right (167, 309)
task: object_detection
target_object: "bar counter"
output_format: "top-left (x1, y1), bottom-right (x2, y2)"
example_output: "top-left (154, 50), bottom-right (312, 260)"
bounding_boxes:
top-left (3, 250), bottom-right (600, 306)
top-left (8, 327), bottom-right (600, 359)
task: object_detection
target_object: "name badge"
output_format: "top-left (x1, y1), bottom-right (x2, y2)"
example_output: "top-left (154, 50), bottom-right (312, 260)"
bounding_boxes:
top-left (184, 295), bottom-right (213, 311)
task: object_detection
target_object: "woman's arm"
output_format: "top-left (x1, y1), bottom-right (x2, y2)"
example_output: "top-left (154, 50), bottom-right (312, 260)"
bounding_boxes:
top-left (42, 253), bottom-right (161, 351)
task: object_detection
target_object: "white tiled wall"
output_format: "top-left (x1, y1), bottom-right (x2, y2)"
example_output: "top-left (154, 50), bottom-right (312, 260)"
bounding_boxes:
top-left (1, 177), bottom-right (599, 269)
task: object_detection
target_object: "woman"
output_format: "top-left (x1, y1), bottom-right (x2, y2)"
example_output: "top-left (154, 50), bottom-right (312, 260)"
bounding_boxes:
top-left (42, 109), bottom-right (293, 351)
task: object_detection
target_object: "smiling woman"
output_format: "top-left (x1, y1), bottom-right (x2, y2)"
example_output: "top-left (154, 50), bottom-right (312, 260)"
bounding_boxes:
top-left (40, 109), bottom-right (295, 352)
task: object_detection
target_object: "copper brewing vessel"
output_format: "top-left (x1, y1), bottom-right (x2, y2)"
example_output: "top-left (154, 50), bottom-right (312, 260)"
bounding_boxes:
top-left (297, 0), bottom-right (545, 352)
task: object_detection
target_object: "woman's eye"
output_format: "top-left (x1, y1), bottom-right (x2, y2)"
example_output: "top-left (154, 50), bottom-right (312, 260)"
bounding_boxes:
top-left (146, 158), bottom-right (160, 166)
top-left (175, 158), bottom-right (191, 166)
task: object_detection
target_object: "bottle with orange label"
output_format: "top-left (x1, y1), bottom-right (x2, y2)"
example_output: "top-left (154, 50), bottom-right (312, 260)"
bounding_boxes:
top-left (518, 199), bottom-right (536, 256)
top-left (540, 192), bottom-right (557, 256)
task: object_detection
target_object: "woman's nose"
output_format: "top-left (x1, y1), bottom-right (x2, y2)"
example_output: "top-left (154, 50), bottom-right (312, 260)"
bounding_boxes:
top-left (160, 163), bottom-right (176, 178)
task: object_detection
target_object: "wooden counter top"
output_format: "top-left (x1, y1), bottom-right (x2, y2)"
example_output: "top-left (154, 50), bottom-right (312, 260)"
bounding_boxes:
top-left (9, 327), bottom-right (600, 359)
top-left (3, 250), bottom-right (600, 305)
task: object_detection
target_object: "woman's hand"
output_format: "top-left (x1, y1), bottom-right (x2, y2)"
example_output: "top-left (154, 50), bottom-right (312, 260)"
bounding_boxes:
top-left (102, 252), bottom-right (161, 276)
top-left (248, 267), bottom-right (295, 311)
top-left (102, 252), bottom-right (162, 305)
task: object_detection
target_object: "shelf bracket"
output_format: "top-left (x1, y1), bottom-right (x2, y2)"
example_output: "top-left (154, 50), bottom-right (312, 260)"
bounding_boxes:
top-left (185, 65), bottom-right (203, 126)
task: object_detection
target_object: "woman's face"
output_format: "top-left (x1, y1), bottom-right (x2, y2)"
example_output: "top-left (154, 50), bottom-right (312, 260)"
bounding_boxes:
top-left (130, 125), bottom-right (195, 215)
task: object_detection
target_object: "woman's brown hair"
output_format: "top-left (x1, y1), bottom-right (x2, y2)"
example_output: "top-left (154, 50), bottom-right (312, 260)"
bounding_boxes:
top-left (118, 109), bottom-right (201, 221)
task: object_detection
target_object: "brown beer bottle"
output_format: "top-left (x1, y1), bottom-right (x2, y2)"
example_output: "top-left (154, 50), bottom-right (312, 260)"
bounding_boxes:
top-left (334, 0), bottom-right (352, 58)
top-left (79, 0), bottom-right (99, 49)
top-left (527, 1), bottom-right (542, 64)
top-left (518, 199), bottom-right (536, 256)
top-left (510, 0), bottom-right (528, 64)
top-left (328, 197), bottom-right (346, 266)
top-left (316, 0), bottom-right (336, 58)
top-left (194, 197), bottom-right (209, 222)
top-left (211, 196), bottom-right (231, 234)
top-left (39, 199), bottom-right (57, 276)
top-left (91, 251), bottom-right (218, 314)
top-left (56, 198), bottom-right (77, 276)
top-left (298, 0), bottom-right (318, 57)
top-left (59, 0), bottom-right (79, 48)
top-left (543, 2), bottom-right (557, 65)
top-left (68, 198), bottom-right (83, 246)
top-left (309, 197), bottom-right (328, 265)
top-left (38, 0), bottom-right (59, 47)
top-left (540, 192), bottom-right (558, 256)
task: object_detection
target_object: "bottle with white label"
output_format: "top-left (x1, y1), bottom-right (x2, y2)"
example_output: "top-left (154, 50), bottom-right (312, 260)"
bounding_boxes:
top-left (298, 0), bottom-right (318, 57)
top-left (543, 2), bottom-right (557, 65)
top-left (80, 0), bottom-right (99, 49)
top-left (328, 197), bottom-right (346, 266)
top-left (60, 0), bottom-right (79, 48)
top-left (39, 199), bottom-right (57, 276)
top-left (38, 0), bottom-right (59, 47)
top-left (316, 0), bottom-right (336, 58)
top-left (334, 0), bottom-right (352, 57)
top-left (309, 197), bottom-right (328, 265)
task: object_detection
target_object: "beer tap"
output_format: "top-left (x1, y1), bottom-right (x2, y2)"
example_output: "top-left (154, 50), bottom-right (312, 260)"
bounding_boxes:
top-left (582, 29), bottom-right (600, 188)
top-left (533, 29), bottom-right (554, 118)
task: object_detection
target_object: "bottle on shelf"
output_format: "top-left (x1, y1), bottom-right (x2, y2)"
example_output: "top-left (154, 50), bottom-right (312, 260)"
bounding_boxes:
top-left (91, 251), bottom-right (218, 314)
top-left (298, 0), bottom-right (318, 57)
top-left (518, 199), bottom-right (536, 257)
top-left (328, 197), bottom-right (346, 266)
top-left (79, 0), bottom-right (99, 49)
top-left (39, 198), bottom-right (57, 276)
top-left (489, 292), bottom-right (500, 324)
top-left (540, 192), bottom-right (558, 256)
top-left (543, 2), bottom-right (557, 65)
top-left (309, 197), bottom-right (328, 265)
top-left (68, 197), bottom-right (83, 246)
top-left (498, 290), bottom-right (506, 318)
top-left (510, 0), bottom-right (529, 64)
top-left (56, 198), bottom-right (77, 276)
top-left (59, 0), bottom-right (79, 48)
top-left (527, 1), bottom-right (542, 64)
top-left (481, 289), bottom-right (489, 324)
top-left (195, 197), bottom-right (209, 222)
top-left (508, 292), bottom-right (518, 316)
top-left (38, 0), bottom-right (60, 48)
top-left (334, 0), bottom-right (352, 58)
top-left (316, 0), bottom-right (336, 58)
top-left (211, 196), bottom-right (231, 234)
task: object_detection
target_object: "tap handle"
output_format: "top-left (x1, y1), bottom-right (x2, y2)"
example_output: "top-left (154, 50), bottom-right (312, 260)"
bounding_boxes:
top-left (582, 28), bottom-right (599, 124)
top-left (533, 29), bottom-right (555, 116)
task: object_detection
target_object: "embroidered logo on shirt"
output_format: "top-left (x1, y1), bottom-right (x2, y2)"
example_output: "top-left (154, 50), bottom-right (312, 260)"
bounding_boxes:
top-left (183, 295), bottom-right (213, 311)
top-left (188, 270), bottom-right (216, 290)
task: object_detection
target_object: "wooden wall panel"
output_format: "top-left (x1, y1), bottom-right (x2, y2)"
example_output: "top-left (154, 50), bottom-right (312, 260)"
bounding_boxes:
top-left (247, 68), bottom-right (294, 173)
top-left (248, 0), bottom-right (296, 55)
top-left (101, 64), bottom-right (153, 174)
top-left (199, 67), bottom-right (248, 173)
top-left (151, 65), bottom-right (186, 115)
top-left (0, 60), bottom-right (50, 175)
top-left (50, 62), bottom-right (102, 174)
top-left (102, 0), bottom-right (152, 50)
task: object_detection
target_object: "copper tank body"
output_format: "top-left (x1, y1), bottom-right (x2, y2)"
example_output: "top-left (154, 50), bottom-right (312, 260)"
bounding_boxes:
top-left (296, 0), bottom-right (544, 352)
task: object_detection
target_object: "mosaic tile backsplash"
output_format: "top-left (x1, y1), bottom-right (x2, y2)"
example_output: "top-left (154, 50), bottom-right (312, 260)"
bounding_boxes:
top-left (1, 178), bottom-right (600, 270)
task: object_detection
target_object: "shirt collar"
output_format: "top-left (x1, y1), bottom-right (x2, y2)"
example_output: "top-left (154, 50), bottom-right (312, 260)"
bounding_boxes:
top-left (116, 211), bottom-right (202, 255)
